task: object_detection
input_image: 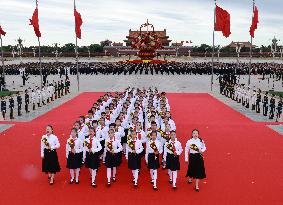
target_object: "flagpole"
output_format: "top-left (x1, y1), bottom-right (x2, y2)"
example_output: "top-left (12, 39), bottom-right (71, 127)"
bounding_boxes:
top-left (211, 0), bottom-right (216, 91)
top-left (74, 0), bottom-right (80, 92)
top-left (248, 0), bottom-right (255, 85)
top-left (36, 0), bottom-right (43, 90)
top-left (0, 34), bottom-right (5, 90)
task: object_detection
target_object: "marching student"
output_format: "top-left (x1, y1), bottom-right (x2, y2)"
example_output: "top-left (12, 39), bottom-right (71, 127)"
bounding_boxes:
top-left (1, 96), bottom-right (6, 120)
top-left (84, 127), bottom-right (102, 187)
top-left (41, 125), bottom-right (61, 185)
top-left (185, 129), bottom-right (207, 192)
top-left (146, 131), bottom-right (163, 191)
top-left (164, 130), bottom-right (183, 189)
top-left (126, 131), bottom-right (144, 187)
top-left (104, 128), bottom-right (123, 187)
top-left (66, 128), bottom-right (84, 184)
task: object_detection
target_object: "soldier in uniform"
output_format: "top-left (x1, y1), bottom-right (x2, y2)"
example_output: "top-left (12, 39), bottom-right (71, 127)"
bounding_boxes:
top-left (262, 92), bottom-right (269, 117)
top-left (17, 93), bottom-right (22, 116)
top-left (269, 95), bottom-right (276, 119)
top-left (276, 98), bottom-right (283, 122)
top-left (25, 89), bottom-right (30, 113)
top-left (1, 96), bottom-right (7, 120)
top-left (9, 95), bottom-right (15, 119)
top-left (256, 89), bottom-right (262, 113)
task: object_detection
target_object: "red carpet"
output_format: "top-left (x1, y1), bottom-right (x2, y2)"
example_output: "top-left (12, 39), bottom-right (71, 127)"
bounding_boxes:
top-left (0, 93), bottom-right (282, 205)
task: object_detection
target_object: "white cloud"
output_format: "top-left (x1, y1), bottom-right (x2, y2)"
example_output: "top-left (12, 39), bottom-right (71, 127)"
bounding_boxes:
top-left (0, 0), bottom-right (282, 47)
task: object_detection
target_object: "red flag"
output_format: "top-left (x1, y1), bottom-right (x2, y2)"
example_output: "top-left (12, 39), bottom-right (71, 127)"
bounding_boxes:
top-left (215, 5), bottom-right (231, 38)
top-left (74, 8), bottom-right (83, 39)
top-left (249, 6), bottom-right (259, 38)
top-left (29, 8), bottom-right (41, 37)
top-left (0, 26), bottom-right (6, 36)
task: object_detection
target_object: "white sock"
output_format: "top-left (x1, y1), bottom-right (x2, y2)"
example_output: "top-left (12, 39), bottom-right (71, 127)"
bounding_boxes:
top-left (172, 171), bottom-right (177, 187)
top-left (150, 169), bottom-right (153, 180)
top-left (168, 170), bottom-right (172, 181)
top-left (91, 169), bottom-right (97, 183)
top-left (75, 168), bottom-right (80, 182)
top-left (113, 167), bottom-right (117, 178)
top-left (70, 169), bottom-right (74, 180)
top-left (107, 168), bottom-right (111, 182)
top-left (153, 170), bottom-right (157, 187)
top-left (134, 169), bottom-right (139, 184)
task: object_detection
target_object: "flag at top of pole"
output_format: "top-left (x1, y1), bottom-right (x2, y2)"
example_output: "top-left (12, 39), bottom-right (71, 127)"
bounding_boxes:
top-left (74, 4), bottom-right (83, 39)
top-left (249, 4), bottom-right (259, 38)
top-left (215, 4), bottom-right (231, 38)
top-left (0, 26), bottom-right (6, 36)
top-left (29, 2), bottom-right (41, 38)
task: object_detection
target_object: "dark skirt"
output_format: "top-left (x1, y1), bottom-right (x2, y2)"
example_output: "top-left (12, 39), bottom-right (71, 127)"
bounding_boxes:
top-left (99, 140), bottom-right (105, 156)
top-left (139, 144), bottom-right (146, 158)
top-left (121, 129), bottom-right (128, 144)
top-left (85, 152), bottom-right (100, 170)
top-left (128, 152), bottom-right (141, 170)
top-left (105, 151), bottom-right (118, 168)
top-left (67, 152), bottom-right (83, 169)
top-left (42, 149), bottom-right (61, 174)
top-left (147, 153), bottom-right (160, 170)
top-left (186, 153), bottom-right (206, 179)
top-left (166, 153), bottom-right (180, 171)
top-left (116, 151), bottom-right (122, 167)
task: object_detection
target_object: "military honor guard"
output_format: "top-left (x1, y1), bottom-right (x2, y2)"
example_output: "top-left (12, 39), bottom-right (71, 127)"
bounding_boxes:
top-left (185, 129), bottom-right (206, 192)
top-left (41, 125), bottom-right (61, 185)
top-left (9, 95), bottom-right (15, 119)
top-left (16, 93), bottom-right (22, 116)
top-left (66, 128), bottom-right (84, 184)
top-left (1, 97), bottom-right (6, 120)
top-left (24, 89), bottom-right (30, 113)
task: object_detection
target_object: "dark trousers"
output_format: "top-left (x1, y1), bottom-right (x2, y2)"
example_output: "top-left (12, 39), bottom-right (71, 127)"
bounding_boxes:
top-left (18, 104), bottom-right (21, 116)
top-left (25, 103), bottom-right (29, 112)
top-left (263, 104), bottom-right (268, 116)
top-left (256, 102), bottom-right (260, 113)
top-left (10, 108), bottom-right (14, 119)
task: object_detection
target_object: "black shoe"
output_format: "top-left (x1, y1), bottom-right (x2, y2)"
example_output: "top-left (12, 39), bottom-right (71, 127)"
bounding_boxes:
top-left (112, 177), bottom-right (116, 182)
top-left (91, 182), bottom-right (97, 187)
top-left (150, 180), bottom-right (154, 184)
top-left (107, 182), bottom-right (111, 187)
top-left (153, 187), bottom-right (158, 191)
top-left (134, 183), bottom-right (138, 188)
top-left (75, 180), bottom-right (80, 184)
top-left (169, 180), bottom-right (173, 184)
top-left (188, 180), bottom-right (192, 184)
top-left (69, 179), bottom-right (74, 184)
top-left (195, 187), bottom-right (199, 192)
top-left (132, 180), bottom-right (135, 184)
top-left (173, 186), bottom-right (177, 190)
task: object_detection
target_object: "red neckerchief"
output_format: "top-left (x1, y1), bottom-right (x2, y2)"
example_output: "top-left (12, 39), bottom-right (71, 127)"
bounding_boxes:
top-left (106, 114), bottom-right (111, 121)
top-left (89, 136), bottom-right (93, 149)
top-left (136, 131), bottom-right (141, 140)
top-left (171, 140), bottom-right (176, 153)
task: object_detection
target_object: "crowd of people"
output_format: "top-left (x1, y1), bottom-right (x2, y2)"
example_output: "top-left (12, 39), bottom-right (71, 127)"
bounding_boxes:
top-left (219, 74), bottom-right (283, 121)
top-left (41, 88), bottom-right (207, 191)
top-left (1, 78), bottom-right (70, 120)
top-left (3, 62), bottom-right (283, 80)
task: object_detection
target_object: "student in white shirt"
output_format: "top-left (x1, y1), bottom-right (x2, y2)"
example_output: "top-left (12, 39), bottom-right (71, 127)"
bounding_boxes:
top-left (66, 128), bottom-right (84, 184)
top-left (163, 130), bottom-right (183, 189)
top-left (41, 125), bottom-right (61, 185)
top-left (185, 129), bottom-right (207, 192)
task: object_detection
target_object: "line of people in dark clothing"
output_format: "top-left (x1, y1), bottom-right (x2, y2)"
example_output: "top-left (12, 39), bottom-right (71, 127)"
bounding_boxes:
top-left (219, 74), bottom-right (283, 121)
top-left (1, 78), bottom-right (70, 120)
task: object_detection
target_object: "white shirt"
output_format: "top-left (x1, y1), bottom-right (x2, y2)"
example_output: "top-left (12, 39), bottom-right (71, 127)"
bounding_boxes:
top-left (40, 134), bottom-right (60, 157)
top-left (104, 138), bottom-right (123, 153)
top-left (126, 139), bottom-right (144, 159)
top-left (66, 137), bottom-right (83, 158)
top-left (185, 138), bottom-right (206, 162)
top-left (163, 138), bottom-right (183, 161)
top-left (146, 139), bottom-right (163, 154)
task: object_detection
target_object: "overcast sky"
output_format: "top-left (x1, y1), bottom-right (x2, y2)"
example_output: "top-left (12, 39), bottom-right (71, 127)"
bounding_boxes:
top-left (0, 0), bottom-right (282, 47)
